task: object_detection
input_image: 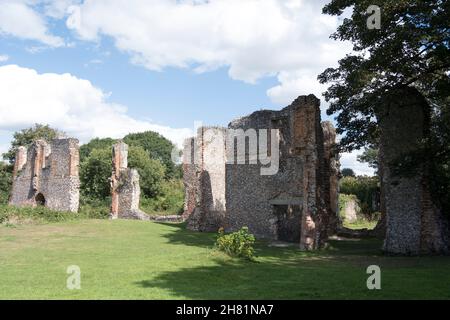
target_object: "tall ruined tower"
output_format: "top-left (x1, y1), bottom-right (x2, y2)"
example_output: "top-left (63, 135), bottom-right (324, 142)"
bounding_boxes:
top-left (9, 138), bottom-right (80, 212)
top-left (379, 86), bottom-right (449, 254)
top-left (182, 127), bottom-right (227, 231)
top-left (110, 141), bottom-right (149, 220)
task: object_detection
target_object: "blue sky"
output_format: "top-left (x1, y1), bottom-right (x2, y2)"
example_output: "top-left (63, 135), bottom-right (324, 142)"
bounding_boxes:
top-left (1, 35), bottom-right (281, 128)
top-left (0, 0), bottom-right (373, 175)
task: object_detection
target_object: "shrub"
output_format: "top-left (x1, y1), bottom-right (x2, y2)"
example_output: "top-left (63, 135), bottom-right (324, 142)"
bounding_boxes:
top-left (0, 202), bottom-right (110, 225)
top-left (0, 162), bottom-right (12, 205)
top-left (140, 179), bottom-right (184, 215)
top-left (215, 227), bottom-right (256, 260)
top-left (339, 175), bottom-right (380, 216)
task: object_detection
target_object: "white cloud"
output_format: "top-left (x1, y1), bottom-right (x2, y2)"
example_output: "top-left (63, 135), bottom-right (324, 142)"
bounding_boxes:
top-left (0, 0), bottom-right (64, 47)
top-left (0, 64), bottom-right (192, 148)
top-left (1, 0), bottom-right (351, 105)
top-left (0, 55), bottom-right (9, 62)
top-left (340, 151), bottom-right (375, 176)
top-left (65, 0), bottom-right (352, 105)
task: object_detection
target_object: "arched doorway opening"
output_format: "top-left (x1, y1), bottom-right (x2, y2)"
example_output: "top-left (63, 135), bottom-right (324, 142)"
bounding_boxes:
top-left (35, 193), bottom-right (46, 206)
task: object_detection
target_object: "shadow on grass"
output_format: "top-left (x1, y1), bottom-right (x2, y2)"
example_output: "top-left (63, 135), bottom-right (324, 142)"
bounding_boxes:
top-left (157, 221), bottom-right (384, 260)
top-left (156, 222), bottom-right (219, 248)
top-left (133, 255), bottom-right (375, 299)
top-left (134, 224), bottom-right (450, 299)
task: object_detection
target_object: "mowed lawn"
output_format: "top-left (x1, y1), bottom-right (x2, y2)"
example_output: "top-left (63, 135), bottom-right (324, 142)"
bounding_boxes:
top-left (1, 219), bottom-right (450, 299)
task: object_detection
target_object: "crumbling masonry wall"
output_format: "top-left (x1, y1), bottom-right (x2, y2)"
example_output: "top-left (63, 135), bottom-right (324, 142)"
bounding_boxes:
top-left (110, 141), bottom-right (149, 220)
top-left (183, 95), bottom-right (339, 249)
top-left (9, 138), bottom-right (80, 212)
top-left (322, 121), bottom-right (340, 234)
top-left (183, 127), bottom-right (227, 231)
top-left (379, 86), bottom-right (449, 254)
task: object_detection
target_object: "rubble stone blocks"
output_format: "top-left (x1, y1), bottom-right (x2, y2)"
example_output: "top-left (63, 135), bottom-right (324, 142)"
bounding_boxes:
top-left (379, 86), bottom-right (449, 254)
top-left (183, 94), bottom-right (339, 250)
top-left (9, 138), bottom-right (80, 212)
top-left (110, 141), bottom-right (150, 220)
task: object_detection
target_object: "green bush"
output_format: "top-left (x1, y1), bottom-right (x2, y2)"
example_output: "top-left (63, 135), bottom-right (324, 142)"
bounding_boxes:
top-left (339, 175), bottom-right (380, 216)
top-left (0, 162), bottom-right (12, 205)
top-left (140, 179), bottom-right (184, 215)
top-left (0, 201), bottom-right (110, 225)
top-left (78, 195), bottom-right (110, 219)
top-left (79, 144), bottom-right (166, 200)
top-left (80, 148), bottom-right (112, 199)
top-left (124, 131), bottom-right (179, 179)
top-left (215, 227), bottom-right (256, 261)
top-left (128, 146), bottom-right (166, 198)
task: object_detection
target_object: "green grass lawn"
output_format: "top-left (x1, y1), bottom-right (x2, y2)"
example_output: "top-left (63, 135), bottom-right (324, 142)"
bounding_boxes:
top-left (1, 219), bottom-right (450, 299)
top-left (344, 219), bottom-right (378, 230)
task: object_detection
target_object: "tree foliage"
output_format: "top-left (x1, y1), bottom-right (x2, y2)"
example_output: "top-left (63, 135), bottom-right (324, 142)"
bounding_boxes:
top-left (128, 146), bottom-right (166, 198)
top-left (80, 148), bottom-right (112, 199)
top-left (319, 0), bottom-right (450, 151)
top-left (79, 145), bottom-right (166, 200)
top-left (357, 147), bottom-right (379, 171)
top-left (79, 138), bottom-right (116, 161)
top-left (124, 131), bottom-right (178, 179)
top-left (341, 168), bottom-right (356, 177)
top-left (0, 162), bottom-right (12, 204)
top-left (340, 175), bottom-right (380, 215)
top-left (320, 0), bottom-right (450, 214)
top-left (2, 124), bottom-right (62, 163)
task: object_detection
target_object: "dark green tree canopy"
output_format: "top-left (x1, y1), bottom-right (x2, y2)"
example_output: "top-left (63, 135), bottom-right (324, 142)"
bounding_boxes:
top-left (0, 162), bottom-right (12, 204)
top-left (357, 147), bottom-right (379, 171)
top-left (3, 124), bottom-right (62, 163)
top-left (79, 138), bottom-right (116, 161)
top-left (319, 0), bottom-right (450, 151)
top-left (80, 148), bottom-right (112, 199)
top-left (79, 144), bottom-right (166, 200)
top-left (124, 131), bottom-right (178, 179)
top-left (341, 168), bottom-right (356, 177)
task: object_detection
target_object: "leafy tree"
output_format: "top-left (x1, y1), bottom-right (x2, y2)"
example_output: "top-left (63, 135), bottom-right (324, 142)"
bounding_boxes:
top-left (79, 138), bottom-right (116, 161)
top-left (319, 0), bottom-right (449, 151)
top-left (340, 175), bottom-right (380, 215)
top-left (128, 146), bottom-right (166, 198)
top-left (124, 131), bottom-right (178, 179)
top-left (0, 162), bottom-right (12, 204)
top-left (3, 124), bottom-right (62, 163)
top-left (341, 168), bottom-right (356, 177)
top-left (357, 147), bottom-right (379, 172)
top-left (319, 0), bottom-right (450, 214)
top-left (80, 148), bottom-right (112, 199)
top-left (79, 145), bottom-right (166, 200)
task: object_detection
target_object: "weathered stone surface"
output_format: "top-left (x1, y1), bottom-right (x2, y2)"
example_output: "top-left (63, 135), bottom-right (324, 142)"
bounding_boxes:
top-left (343, 197), bottom-right (359, 223)
top-left (379, 86), bottom-right (449, 254)
top-left (322, 121), bottom-right (340, 234)
top-left (183, 127), bottom-right (227, 232)
top-left (9, 138), bottom-right (80, 212)
top-left (110, 141), bottom-right (149, 220)
top-left (183, 95), bottom-right (339, 250)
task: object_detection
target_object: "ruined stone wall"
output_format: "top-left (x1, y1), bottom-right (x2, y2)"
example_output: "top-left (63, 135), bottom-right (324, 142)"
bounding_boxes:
top-left (322, 121), bottom-right (340, 234)
top-left (379, 86), bottom-right (449, 254)
top-left (183, 94), bottom-right (337, 249)
top-left (9, 138), bottom-right (80, 212)
top-left (183, 127), bottom-right (227, 231)
top-left (110, 141), bottom-right (149, 220)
